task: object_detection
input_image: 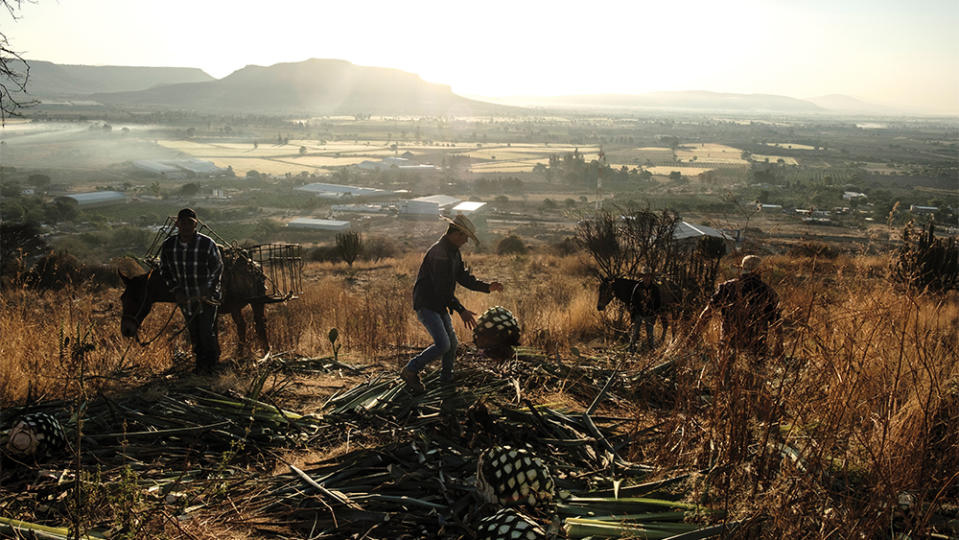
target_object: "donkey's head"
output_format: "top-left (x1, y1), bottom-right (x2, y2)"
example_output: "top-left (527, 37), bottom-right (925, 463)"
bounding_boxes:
top-left (597, 277), bottom-right (616, 311)
top-left (118, 270), bottom-right (152, 338)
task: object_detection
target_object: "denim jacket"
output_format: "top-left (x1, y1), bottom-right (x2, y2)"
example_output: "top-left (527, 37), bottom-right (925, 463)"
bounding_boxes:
top-left (412, 236), bottom-right (490, 314)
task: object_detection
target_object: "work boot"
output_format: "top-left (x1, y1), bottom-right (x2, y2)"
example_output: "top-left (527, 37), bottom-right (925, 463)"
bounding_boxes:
top-left (440, 372), bottom-right (457, 390)
top-left (400, 367), bottom-right (426, 394)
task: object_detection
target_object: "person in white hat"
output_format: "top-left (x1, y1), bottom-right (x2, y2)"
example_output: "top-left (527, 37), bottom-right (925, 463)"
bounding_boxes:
top-left (400, 215), bottom-right (503, 393)
top-left (690, 255), bottom-right (782, 360)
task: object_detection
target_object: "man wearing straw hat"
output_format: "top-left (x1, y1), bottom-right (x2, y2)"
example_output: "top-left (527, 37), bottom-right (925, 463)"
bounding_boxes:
top-left (400, 214), bottom-right (503, 393)
top-left (159, 208), bottom-right (223, 375)
top-left (690, 254), bottom-right (782, 360)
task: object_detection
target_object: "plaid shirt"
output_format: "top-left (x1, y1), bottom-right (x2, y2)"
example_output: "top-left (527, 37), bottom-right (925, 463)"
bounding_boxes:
top-left (159, 232), bottom-right (223, 310)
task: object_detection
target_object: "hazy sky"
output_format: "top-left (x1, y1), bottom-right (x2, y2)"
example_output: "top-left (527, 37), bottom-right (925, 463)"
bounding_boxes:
top-left (9, 0), bottom-right (959, 114)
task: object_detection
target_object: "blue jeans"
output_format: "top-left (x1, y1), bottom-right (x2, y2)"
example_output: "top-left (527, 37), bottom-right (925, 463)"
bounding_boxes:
top-left (405, 308), bottom-right (457, 382)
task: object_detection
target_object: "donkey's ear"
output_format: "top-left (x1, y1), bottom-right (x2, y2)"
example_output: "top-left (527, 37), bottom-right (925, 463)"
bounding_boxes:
top-left (118, 269), bottom-right (131, 285)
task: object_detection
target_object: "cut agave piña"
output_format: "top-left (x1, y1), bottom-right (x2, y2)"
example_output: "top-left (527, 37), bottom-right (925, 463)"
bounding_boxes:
top-left (473, 306), bottom-right (521, 351)
top-left (477, 445), bottom-right (554, 507)
top-left (477, 508), bottom-right (546, 540)
top-left (3, 412), bottom-right (67, 458)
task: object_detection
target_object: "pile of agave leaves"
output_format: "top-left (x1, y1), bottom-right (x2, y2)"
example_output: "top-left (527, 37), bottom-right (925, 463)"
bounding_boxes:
top-left (0, 348), bottom-right (743, 539)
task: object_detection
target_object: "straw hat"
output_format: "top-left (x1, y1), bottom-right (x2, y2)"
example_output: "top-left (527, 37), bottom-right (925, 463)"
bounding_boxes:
top-left (442, 214), bottom-right (479, 244)
top-left (739, 255), bottom-right (762, 273)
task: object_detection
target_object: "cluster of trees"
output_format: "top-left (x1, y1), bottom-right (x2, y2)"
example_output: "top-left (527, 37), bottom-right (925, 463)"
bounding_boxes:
top-left (473, 177), bottom-right (525, 194)
top-left (532, 149), bottom-right (653, 188)
top-left (1, 178), bottom-right (80, 223)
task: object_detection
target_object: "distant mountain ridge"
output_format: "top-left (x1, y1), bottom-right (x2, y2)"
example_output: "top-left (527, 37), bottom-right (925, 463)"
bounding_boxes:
top-left (20, 60), bottom-right (214, 98)
top-left (480, 90), bottom-right (905, 115)
top-left (90, 58), bottom-right (499, 116)
top-left (485, 91), bottom-right (825, 113)
top-left (804, 94), bottom-right (894, 114)
top-left (21, 58), bottom-right (900, 116)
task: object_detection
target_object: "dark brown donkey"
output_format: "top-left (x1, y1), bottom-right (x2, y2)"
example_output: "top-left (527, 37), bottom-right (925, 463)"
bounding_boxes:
top-left (597, 276), bottom-right (680, 352)
top-left (119, 249), bottom-right (282, 352)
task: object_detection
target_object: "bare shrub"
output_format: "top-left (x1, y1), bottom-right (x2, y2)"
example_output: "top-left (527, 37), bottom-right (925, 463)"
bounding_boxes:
top-left (551, 236), bottom-right (580, 256)
top-left (24, 252), bottom-right (85, 289)
top-left (363, 235), bottom-right (399, 262)
top-left (335, 231), bottom-right (363, 268)
top-left (788, 240), bottom-right (838, 258)
top-left (897, 220), bottom-right (958, 292)
top-left (497, 234), bottom-right (527, 255)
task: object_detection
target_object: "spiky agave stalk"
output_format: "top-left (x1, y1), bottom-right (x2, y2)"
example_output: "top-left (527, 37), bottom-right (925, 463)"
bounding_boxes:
top-left (477, 445), bottom-right (554, 507)
top-left (477, 508), bottom-right (547, 540)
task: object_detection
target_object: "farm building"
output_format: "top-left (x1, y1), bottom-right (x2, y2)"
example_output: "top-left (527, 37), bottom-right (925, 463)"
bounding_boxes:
top-left (355, 157), bottom-right (437, 171)
top-left (331, 204), bottom-right (392, 214)
top-left (758, 204), bottom-right (783, 212)
top-left (450, 201), bottom-right (488, 218)
top-left (673, 220), bottom-right (736, 251)
top-left (286, 218), bottom-right (351, 232)
top-left (294, 182), bottom-right (390, 200)
top-left (399, 195), bottom-right (461, 216)
top-left (133, 159), bottom-right (224, 178)
top-left (133, 160), bottom-right (185, 178)
top-left (174, 159), bottom-right (224, 175)
top-left (843, 191), bottom-right (867, 201)
top-left (399, 199), bottom-right (442, 216)
top-left (909, 205), bottom-right (939, 215)
top-left (60, 191), bottom-right (127, 208)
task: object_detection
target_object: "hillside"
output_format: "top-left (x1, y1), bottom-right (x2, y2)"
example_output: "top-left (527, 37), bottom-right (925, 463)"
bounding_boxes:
top-left (91, 58), bottom-right (503, 116)
top-left (0, 252), bottom-right (956, 538)
top-left (19, 59), bottom-right (214, 98)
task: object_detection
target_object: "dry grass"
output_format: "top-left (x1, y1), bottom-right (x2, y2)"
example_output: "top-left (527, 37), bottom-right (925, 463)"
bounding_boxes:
top-left (1, 250), bottom-right (956, 537)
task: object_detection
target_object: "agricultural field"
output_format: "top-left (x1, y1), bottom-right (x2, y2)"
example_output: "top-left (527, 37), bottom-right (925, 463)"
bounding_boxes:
top-left (675, 143), bottom-right (749, 165)
top-left (604, 146), bottom-right (674, 166)
top-left (469, 161), bottom-right (546, 173)
top-left (154, 138), bottom-right (608, 176)
top-left (749, 154), bottom-right (799, 166)
top-left (764, 142), bottom-right (818, 151)
top-left (645, 165), bottom-right (716, 176)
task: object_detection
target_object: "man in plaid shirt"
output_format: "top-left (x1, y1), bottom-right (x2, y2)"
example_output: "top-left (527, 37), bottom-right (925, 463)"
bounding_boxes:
top-left (159, 208), bottom-right (224, 374)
